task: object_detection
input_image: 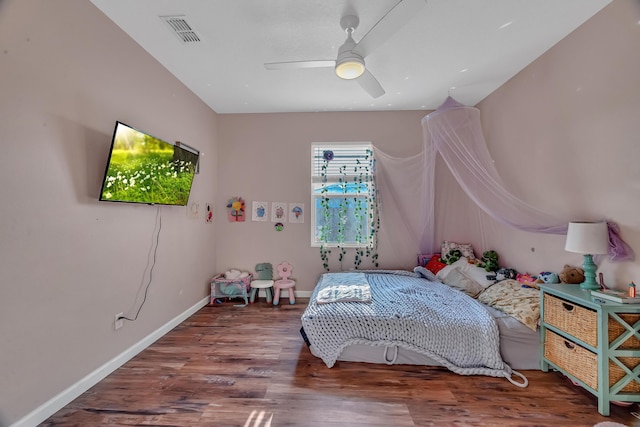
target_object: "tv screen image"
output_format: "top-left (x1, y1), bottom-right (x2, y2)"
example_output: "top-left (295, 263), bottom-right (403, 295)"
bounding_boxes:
top-left (99, 121), bottom-right (199, 206)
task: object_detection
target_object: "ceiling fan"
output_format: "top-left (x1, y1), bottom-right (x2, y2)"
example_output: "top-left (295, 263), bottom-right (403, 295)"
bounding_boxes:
top-left (264, 0), bottom-right (426, 98)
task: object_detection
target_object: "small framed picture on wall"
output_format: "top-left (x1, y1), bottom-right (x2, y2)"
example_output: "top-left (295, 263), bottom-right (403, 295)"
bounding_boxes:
top-left (289, 203), bottom-right (304, 223)
top-left (271, 202), bottom-right (287, 222)
top-left (252, 201), bottom-right (268, 221)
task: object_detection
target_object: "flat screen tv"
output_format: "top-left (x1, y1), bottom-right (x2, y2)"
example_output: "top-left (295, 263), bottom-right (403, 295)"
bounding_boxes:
top-left (99, 121), bottom-right (199, 206)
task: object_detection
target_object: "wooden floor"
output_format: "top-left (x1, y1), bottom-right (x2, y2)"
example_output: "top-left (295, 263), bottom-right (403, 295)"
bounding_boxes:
top-left (42, 299), bottom-right (639, 427)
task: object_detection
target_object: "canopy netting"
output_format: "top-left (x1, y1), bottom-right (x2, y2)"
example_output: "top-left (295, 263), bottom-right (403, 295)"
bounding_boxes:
top-left (374, 96), bottom-right (632, 262)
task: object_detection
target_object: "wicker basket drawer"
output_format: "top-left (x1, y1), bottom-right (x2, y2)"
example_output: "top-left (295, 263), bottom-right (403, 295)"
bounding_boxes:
top-left (609, 313), bottom-right (640, 349)
top-left (610, 357), bottom-right (640, 392)
top-left (545, 329), bottom-right (640, 392)
top-left (544, 330), bottom-right (598, 389)
top-left (544, 294), bottom-right (597, 347)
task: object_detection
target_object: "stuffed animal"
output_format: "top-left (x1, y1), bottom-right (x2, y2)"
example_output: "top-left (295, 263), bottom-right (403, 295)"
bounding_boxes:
top-left (478, 250), bottom-right (499, 272)
top-left (225, 269), bottom-right (242, 280)
top-left (516, 273), bottom-right (538, 288)
top-left (497, 267), bottom-right (518, 281)
top-left (559, 264), bottom-right (585, 284)
top-left (441, 249), bottom-right (463, 265)
top-left (487, 267), bottom-right (518, 282)
top-left (535, 271), bottom-right (560, 284)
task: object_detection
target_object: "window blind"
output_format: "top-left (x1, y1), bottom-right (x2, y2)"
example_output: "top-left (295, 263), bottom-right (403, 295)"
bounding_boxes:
top-left (311, 144), bottom-right (373, 178)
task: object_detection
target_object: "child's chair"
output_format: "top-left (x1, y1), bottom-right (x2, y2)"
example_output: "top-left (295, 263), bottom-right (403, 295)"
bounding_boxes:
top-left (273, 261), bottom-right (296, 305)
top-left (250, 263), bottom-right (274, 303)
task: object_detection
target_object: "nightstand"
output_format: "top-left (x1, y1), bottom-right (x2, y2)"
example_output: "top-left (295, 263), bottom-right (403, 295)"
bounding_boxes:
top-left (540, 284), bottom-right (640, 415)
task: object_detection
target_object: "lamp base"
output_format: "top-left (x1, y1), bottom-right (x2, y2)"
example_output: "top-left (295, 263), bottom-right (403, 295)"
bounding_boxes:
top-left (580, 281), bottom-right (600, 290)
top-left (580, 253), bottom-right (600, 290)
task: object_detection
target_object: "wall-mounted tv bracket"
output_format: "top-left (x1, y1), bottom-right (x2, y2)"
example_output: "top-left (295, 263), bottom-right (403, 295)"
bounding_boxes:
top-left (175, 141), bottom-right (201, 174)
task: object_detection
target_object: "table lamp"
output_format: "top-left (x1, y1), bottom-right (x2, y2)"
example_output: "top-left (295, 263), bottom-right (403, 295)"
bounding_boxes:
top-left (564, 221), bottom-right (610, 290)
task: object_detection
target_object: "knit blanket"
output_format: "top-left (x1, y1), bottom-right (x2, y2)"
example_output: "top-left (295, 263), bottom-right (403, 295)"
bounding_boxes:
top-left (301, 270), bottom-right (518, 381)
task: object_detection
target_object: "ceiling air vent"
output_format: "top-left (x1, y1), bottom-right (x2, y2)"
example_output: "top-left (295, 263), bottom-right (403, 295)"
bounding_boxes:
top-left (160, 15), bottom-right (201, 44)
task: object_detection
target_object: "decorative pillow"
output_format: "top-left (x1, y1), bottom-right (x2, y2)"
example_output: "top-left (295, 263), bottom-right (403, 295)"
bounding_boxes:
top-left (425, 255), bottom-right (447, 274)
top-left (477, 279), bottom-right (540, 331)
top-left (417, 253), bottom-right (437, 266)
top-left (441, 241), bottom-right (476, 260)
top-left (440, 268), bottom-right (485, 298)
top-left (437, 258), bottom-right (495, 288)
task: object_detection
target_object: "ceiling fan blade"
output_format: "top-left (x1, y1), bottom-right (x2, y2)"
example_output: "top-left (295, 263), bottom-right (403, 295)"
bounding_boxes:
top-left (357, 69), bottom-right (385, 98)
top-left (353, 0), bottom-right (426, 58)
top-left (264, 60), bottom-right (335, 70)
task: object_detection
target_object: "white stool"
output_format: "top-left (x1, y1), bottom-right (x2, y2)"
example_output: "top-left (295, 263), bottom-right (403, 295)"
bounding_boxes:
top-left (249, 280), bottom-right (274, 303)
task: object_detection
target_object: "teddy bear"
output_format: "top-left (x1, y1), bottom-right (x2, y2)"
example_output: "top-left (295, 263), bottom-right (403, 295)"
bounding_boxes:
top-left (559, 264), bottom-right (585, 284)
top-left (477, 250), bottom-right (499, 272)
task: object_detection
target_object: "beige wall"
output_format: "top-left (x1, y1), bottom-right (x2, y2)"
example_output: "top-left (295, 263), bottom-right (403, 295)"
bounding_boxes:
top-left (437, 0), bottom-right (640, 285)
top-left (216, 111), bottom-right (427, 292)
top-left (0, 0), bottom-right (218, 425)
top-left (215, 1), bottom-right (640, 292)
top-left (3, 0), bottom-right (640, 425)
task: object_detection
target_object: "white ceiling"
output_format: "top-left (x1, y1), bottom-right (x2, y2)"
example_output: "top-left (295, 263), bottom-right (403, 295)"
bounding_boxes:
top-left (90, 0), bottom-right (611, 114)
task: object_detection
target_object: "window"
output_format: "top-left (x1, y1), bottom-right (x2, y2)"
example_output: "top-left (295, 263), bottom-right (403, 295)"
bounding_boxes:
top-left (311, 143), bottom-right (376, 248)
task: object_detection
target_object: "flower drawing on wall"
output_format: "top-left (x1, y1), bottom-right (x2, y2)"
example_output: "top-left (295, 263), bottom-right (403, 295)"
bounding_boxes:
top-left (226, 196), bottom-right (246, 222)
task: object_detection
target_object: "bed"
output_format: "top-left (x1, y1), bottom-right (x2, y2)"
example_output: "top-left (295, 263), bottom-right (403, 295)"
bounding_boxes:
top-left (300, 263), bottom-right (541, 387)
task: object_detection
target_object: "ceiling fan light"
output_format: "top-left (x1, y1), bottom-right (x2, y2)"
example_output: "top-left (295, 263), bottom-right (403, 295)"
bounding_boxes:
top-left (335, 58), bottom-right (365, 80)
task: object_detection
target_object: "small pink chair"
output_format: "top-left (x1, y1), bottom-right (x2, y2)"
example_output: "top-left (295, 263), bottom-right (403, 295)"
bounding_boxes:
top-left (273, 261), bottom-right (296, 305)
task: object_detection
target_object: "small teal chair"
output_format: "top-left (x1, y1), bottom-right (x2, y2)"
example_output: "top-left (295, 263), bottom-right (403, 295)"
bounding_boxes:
top-left (250, 263), bottom-right (274, 303)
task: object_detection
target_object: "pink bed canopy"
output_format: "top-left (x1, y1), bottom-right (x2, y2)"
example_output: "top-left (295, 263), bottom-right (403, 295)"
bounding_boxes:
top-left (375, 96), bottom-right (632, 262)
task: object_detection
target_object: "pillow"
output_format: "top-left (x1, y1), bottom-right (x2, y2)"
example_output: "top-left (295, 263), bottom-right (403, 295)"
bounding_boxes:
top-left (440, 267), bottom-right (485, 298)
top-left (441, 241), bottom-right (476, 260)
top-left (477, 279), bottom-right (540, 331)
top-left (413, 266), bottom-right (438, 282)
top-left (425, 255), bottom-right (447, 274)
top-left (417, 253), bottom-right (437, 266)
top-left (437, 258), bottom-right (495, 288)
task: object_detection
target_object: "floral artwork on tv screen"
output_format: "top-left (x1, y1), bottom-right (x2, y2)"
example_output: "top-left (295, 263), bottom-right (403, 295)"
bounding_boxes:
top-left (99, 121), bottom-right (199, 206)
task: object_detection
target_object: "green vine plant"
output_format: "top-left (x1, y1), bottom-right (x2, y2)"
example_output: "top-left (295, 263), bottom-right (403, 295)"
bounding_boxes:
top-left (318, 148), bottom-right (379, 271)
top-left (319, 160), bottom-right (331, 270)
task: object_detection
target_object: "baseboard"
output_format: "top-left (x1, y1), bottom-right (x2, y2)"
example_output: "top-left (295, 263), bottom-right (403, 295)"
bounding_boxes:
top-left (12, 296), bottom-right (210, 427)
